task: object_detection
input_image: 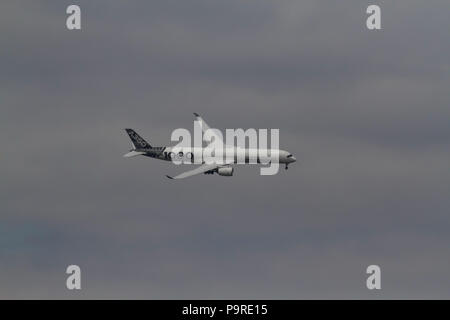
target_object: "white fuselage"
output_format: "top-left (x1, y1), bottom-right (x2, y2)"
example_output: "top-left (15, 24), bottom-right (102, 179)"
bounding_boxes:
top-left (143, 146), bottom-right (296, 165)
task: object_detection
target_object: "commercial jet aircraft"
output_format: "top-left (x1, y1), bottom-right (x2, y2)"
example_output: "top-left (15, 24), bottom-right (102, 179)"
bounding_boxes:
top-left (123, 113), bottom-right (296, 179)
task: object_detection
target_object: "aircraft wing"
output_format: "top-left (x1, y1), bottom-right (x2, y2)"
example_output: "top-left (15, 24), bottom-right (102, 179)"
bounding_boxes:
top-left (194, 113), bottom-right (223, 145)
top-left (166, 163), bottom-right (220, 180)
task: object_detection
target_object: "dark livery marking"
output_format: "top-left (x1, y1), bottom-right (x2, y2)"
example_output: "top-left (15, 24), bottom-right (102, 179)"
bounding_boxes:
top-left (125, 129), bottom-right (152, 149)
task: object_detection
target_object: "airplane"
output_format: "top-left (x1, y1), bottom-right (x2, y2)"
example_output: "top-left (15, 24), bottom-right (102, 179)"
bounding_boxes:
top-left (123, 113), bottom-right (296, 179)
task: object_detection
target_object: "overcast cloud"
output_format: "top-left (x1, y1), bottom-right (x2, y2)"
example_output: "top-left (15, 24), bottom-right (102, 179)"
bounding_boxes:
top-left (1, 0), bottom-right (450, 298)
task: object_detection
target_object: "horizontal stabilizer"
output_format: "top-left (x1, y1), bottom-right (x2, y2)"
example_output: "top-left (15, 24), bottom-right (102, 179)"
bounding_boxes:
top-left (123, 151), bottom-right (145, 158)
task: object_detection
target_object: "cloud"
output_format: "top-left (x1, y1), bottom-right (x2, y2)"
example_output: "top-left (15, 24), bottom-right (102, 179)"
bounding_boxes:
top-left (1, 0), bottom-right (449, 298)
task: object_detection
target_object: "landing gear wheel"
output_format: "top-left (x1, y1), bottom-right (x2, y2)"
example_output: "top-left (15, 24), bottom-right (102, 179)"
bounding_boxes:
top-left (285, 164), bottom-right (288, 170)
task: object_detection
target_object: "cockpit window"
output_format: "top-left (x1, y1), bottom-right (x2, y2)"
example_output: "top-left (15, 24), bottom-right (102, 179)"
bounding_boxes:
top-left (287, 154), bottom-right (293, 158)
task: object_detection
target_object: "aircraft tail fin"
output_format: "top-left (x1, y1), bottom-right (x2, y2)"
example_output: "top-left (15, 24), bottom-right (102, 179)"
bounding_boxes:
top-left (124, 129), bottom-right (152, 149)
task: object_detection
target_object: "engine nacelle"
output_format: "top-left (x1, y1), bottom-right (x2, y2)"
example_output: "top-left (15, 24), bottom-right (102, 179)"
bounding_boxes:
top-left (217, 167), bottom-right (234, 176)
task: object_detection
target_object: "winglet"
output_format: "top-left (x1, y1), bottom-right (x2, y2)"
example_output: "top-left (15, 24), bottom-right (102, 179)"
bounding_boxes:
top-left (166, 175), bottom-right (174, 179)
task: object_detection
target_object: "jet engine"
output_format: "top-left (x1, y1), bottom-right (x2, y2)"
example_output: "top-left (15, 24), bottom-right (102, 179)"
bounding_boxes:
top-left (217, 167), bottom-right (234, 176)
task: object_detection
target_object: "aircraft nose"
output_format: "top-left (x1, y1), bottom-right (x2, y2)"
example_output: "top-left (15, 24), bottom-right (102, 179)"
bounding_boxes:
top-left (290, 156), bottom-right (297, 163)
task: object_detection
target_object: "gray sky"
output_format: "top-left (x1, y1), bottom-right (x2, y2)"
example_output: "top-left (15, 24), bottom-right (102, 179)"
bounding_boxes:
top-left (1, 0), bottom-right (450, 299)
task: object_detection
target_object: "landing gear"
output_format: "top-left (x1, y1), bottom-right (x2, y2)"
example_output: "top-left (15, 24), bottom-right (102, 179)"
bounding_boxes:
top-left (285, 164), bottom-right (288, 170)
